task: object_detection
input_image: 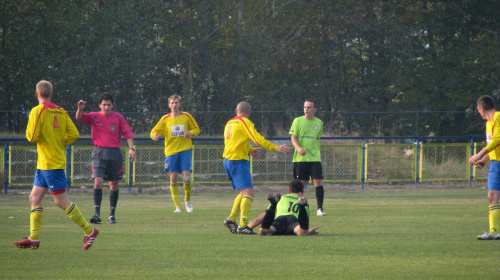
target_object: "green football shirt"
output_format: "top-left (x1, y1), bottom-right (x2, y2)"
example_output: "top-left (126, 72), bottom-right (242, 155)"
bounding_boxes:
top-left (289, 116), bottom-right (323, 162)
top-left (275, 193), bottom-right (310, 219)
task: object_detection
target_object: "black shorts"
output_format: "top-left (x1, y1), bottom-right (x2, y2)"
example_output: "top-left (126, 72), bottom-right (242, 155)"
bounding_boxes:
top-left (293, 162), bottom-right (323, 181)
top-left (91, 147), bottom-right (124, 181)
top-left (271, 215), bottom-right (299, 235)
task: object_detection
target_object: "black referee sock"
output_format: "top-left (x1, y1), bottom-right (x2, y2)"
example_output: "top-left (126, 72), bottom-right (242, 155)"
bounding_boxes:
top-left (315, 185), bottom-right (324, 210)
top-left (261, 205), bottom-right (276, 229)
top-left (94, 189), bottom-right (102, 216)
top-left (298, 204), bottom-right (309, 230)
top-left (110, 189), bottom-right (119, 216)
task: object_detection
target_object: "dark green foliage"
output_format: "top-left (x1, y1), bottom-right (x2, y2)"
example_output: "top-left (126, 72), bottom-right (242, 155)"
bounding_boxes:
top-left (1, 1), bottom-right (499, 136)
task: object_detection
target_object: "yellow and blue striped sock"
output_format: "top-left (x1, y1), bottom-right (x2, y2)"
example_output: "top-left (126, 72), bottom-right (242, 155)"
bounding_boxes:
top-left (66, 202), bottom-right (93, 235)
top-left (29, 206), bottom-right (43, 240)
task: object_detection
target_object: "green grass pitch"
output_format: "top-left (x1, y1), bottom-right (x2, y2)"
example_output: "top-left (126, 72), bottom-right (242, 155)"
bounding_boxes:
top-left (1, 187), bottom-right (499, 279)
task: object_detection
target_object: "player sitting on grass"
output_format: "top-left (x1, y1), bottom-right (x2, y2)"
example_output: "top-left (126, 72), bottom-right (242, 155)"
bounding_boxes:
top-left (259, 180), bottom-right (319, 236)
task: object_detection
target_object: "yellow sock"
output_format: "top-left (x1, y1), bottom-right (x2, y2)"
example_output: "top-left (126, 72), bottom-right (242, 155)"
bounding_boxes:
top-left (228, 193), bottom-right (243, 222)
top-left (170, 183), bottom-right (181, 208)
top-left (29, 206), bottom-right (43, 240)
top-left (184, 182), bottom-right (192, 202)
top-left (65, 203), bottom-right (93, 235)
top-left (239, 195), bottom-right (254, 228)
top-left (489, 203), bottom-right (500, 234)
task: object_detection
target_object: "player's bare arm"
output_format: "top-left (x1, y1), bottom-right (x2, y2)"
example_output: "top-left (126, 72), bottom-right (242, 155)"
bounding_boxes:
top-left (127, 138), bottom-right (136, 162)
top-left (474, 154), bottom-right (490, 169)
top-left (308, 227), bottom-right (320, 235)
top-left (75, 100), bottom-right (86, 120)
top-left (469, 150), bottom-right (486, 165)
top-left (277, 145), bottom-right (290, 153)
top-left (251, 147), bottom-right (261, 159)
top-left (291, 135), bottom-right (306, 155)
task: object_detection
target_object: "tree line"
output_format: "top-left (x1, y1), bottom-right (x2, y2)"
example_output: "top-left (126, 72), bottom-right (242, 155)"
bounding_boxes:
top-left (1, 0), bottom-right (499, 137)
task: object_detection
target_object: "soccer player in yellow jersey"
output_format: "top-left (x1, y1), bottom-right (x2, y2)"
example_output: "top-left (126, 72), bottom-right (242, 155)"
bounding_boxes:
top-left (222, 101), bottom-right (290, 234)
top-left (14, 80), bottom-right (98, 250)
top-left (151, 95), bottom-right (200, 213)
top-left (469, 95), bottom-right (500, 240)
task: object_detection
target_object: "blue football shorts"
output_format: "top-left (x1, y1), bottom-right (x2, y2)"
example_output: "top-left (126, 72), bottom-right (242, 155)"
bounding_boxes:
top-left (33, 169), bottom-right (68, 194)
top-left (488, 161), bottom-right (500, 191)
top-left (164, 149), bottom-right (192, 173)
top-left (223, 159), bottom-right (253, 190)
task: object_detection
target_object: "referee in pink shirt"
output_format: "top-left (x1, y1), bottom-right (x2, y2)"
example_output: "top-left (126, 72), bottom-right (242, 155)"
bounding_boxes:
top-left (76, 93), bottom-right (136, 224)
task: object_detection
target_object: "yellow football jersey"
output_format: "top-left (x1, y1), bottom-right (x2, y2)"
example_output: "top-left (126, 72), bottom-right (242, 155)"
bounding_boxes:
top-left (150, 112), bottom-right (200, 157)
top-left (222, 116), bottom-right (278, 161)
top-left (26, 102), bottom-right (79, 170)
top-left (485, 111), bottom-right (500, 161)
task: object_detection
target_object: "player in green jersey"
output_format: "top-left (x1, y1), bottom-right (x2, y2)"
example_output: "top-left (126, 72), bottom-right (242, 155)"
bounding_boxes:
top-left (289, 99), bottom-right (326, 216)
top-left (258, 180), bottom-right (319, 236)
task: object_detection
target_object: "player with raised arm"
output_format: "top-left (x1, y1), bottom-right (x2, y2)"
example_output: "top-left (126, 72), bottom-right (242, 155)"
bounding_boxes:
top-left (76, 93), bottom-right (136, 224)
top-left (150, 95), bottom-right (200, 213)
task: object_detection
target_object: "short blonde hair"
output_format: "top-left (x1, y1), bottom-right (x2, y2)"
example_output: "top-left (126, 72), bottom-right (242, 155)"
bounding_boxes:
top-left (168, 94), bottom-right (182, 103)
top-left (36, 80), bottom-right (53, 98)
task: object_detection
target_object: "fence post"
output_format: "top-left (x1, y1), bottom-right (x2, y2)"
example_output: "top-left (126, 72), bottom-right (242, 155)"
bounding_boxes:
top-left (415, 140), bottom-right (420, 188)
top-left (66, 145), bottom-right (71, 191)
top-left (361, 139), bottom-right (365, 189)
top-left (3, 141), bottom-right (8, 194)
top-left (128, 148), bottom-right (133, 193)
top-left (469, 138), bottom-right (474, 187)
